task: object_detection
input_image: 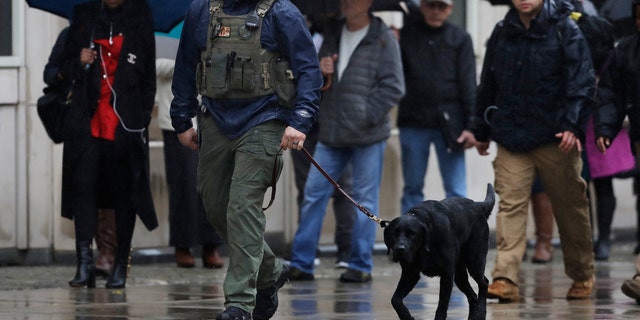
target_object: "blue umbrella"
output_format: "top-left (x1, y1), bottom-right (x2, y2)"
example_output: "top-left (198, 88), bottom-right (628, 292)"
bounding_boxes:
top-left (25, 0), bottom-right (192, 33)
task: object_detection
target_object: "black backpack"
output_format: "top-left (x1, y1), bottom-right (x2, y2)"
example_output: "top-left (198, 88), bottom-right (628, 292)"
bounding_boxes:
top-left (571, 11), bottom-right (615, 74)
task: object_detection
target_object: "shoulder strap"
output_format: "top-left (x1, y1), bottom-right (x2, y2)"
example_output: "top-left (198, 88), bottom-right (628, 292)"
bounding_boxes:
top-left (210, 0), bottom-right (222, 15)
top-left (256, 0), bottom-right (276, 18)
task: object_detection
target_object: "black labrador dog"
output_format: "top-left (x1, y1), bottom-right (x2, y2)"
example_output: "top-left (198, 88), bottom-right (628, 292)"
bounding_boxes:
top-left (384, 184), bottom-right (495, 320)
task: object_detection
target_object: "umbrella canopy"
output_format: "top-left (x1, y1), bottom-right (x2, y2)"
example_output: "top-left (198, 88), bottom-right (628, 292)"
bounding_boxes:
top-left (600, 0), bottom-right (635, 37)
top-left (292, 0), bottom-right (408, 17)
top-left (25, 0), bottom-right (191, 33)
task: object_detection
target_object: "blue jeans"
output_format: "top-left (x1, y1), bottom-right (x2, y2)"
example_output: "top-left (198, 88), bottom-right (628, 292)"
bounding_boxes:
top-left (290, 141), bottom-right (386, 274)
top-left (399, 127), bottom-right (466, 214)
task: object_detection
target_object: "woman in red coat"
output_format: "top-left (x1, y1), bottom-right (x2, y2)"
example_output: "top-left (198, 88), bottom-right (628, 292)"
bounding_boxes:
top-left (59, 0), bottom-right (157, 288)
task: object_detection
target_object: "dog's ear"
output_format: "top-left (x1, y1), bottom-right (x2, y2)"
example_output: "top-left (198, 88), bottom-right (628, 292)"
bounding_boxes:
top-left (383, 220), bottom-right (395, 250)
top-left (420, 221), bottom-right (432, 255)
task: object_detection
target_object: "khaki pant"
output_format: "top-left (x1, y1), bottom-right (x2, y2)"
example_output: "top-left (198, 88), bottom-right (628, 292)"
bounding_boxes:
top-left (198, 116), bottom-right (285, 312)
top-left (491, 144), bottom-right (594, 284)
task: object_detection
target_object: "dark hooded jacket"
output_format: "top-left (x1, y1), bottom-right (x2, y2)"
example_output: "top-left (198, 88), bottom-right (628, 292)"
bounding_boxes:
top-left (595, 0), bottom-right (640, 143)
top-left (59, 0), bottom-right (157, 230)
top-left (397, 15), bottom-right (477, 152)
top-left (474, 0), bottom-right (595, 152)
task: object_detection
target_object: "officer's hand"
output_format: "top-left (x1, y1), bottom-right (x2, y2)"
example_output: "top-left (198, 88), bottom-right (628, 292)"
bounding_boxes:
top-left (281, 126), bottom-right (305, 151)
top-left (178, 128), bottom-right (198, 151)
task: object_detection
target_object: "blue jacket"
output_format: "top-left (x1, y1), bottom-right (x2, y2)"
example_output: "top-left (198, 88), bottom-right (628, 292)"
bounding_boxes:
top-left (474, 1), bottom-right (595, 152)
top-left (170, 0), bottom-right (322, 138)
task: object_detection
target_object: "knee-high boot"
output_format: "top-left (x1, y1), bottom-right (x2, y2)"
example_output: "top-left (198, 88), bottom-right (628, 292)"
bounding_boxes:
top-left (95, 209), bottom-right (116, 277)
top-left (531, 192), bottom-right (554, 263)
top-left (106, 211), bottom-right (135, 289)
top-left (69, 241), bottom-right (96, 288)
top-left (594, 195), bottom-right (616, 260)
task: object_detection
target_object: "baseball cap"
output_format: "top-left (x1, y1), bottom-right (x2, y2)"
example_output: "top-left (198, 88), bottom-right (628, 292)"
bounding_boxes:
top-left (424, 0), bottom-right (453, 5)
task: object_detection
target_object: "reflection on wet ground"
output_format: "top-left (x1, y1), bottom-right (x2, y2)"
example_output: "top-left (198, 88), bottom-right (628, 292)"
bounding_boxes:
top-left (2, 244), bottom-right (640, 319)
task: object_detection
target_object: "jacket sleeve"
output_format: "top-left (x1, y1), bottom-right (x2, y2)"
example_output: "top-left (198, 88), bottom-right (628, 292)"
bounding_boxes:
top-left (367, 28), bottom-right (405, 125)
top-left (140, 6), bottom-right (157, 120)
top-left (456, 31), bottom-right (478, 131)
top-left (594, 66), bottom-right (621, 141)
top-left (272, 2), bottom-right (322, 134)
top-left (170, 2), bottom-right (205, 133)
top-left (594, 48), bottom-right (626, 141)
top-left (559, 17), bottom-right (596, 140)
top-left (474, 23), bottom-right (501, 142)
top-left (44, 27), bottom-right (70, 87)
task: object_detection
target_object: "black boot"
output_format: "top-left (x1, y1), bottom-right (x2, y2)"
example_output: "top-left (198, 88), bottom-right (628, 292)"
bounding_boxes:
top-left (635, 191), bottom-right (640, 255)
top-left (594, 195), bottom-right (616, 261)
top-left (105, 246), bottom-right (131, 289)
top-left (69, 241), bottom-right (96, 288)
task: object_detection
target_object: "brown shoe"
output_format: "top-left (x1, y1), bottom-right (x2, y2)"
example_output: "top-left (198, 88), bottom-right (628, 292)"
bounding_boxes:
top-left (567, 276), bottom-right (595, 299)
top-left (621, 278), bottom-right (640, 304)
top-left (488, 278), bottom-right (519, 302)
top-left (175, 247), bottom-right (195, 268)
top-left (203, 245), bottom-right (224, 269)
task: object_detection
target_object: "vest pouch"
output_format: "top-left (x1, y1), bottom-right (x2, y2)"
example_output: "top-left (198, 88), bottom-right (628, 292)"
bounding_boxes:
top-left (206, 53), bottom-right (230, 96)
top-left (242, 59), bottom-right (256, 91)
top-left (230, 58), bottom-right (256, 91)
top-left (273, 59), bottom-right (295, 108)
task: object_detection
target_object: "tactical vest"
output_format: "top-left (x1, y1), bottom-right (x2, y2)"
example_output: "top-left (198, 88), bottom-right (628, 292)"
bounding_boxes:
top-left (197, 0), bottom-right (295, 107)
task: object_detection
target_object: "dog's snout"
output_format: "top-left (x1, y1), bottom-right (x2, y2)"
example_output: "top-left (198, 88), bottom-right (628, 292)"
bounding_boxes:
top-left (395, 244), bottom-right (406, 252)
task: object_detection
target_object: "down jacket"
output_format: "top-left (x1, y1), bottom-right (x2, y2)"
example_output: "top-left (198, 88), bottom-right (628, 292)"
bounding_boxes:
top-left (474, 1), bottom-right (595, 152)
top-left (317, 16), bottom-right (405, 147)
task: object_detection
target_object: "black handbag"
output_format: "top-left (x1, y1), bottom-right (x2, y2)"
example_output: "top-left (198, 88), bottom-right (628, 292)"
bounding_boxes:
top-left (438, 103), bottom-right (465, 153)
top-left (37, 85), bottom-right (70, 144)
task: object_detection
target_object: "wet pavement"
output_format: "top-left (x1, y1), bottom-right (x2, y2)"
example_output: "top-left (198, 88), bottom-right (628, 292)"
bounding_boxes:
top-left (2, 244), bottom-right (640, 319)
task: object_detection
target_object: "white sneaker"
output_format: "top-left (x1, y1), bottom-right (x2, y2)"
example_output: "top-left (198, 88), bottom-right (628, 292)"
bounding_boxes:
top-left (284, 258), bottom-right (320, 267)
top-left (335, 261), bottom-right (349, 269)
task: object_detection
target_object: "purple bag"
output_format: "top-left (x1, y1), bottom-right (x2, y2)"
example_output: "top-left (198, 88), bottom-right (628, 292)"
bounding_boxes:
top-left (585, 116), bottom-right (636, 179)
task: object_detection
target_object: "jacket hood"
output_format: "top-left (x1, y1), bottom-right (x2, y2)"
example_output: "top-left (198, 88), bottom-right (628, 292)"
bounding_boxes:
top-left (504, 0), bottom-right (570, 36)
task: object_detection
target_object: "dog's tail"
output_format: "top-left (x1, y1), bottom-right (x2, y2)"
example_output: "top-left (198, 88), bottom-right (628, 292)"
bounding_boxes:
top-left (480, 183), bottom-right (496, 219)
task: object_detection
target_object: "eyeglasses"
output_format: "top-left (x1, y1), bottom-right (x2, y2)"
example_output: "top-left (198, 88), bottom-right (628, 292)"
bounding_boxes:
top-left (423, 2), bottom-right (450, 10)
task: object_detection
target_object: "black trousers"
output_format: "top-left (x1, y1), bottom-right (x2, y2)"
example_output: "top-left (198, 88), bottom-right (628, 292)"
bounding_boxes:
top-left (162, 130), bottom-right (223, 248)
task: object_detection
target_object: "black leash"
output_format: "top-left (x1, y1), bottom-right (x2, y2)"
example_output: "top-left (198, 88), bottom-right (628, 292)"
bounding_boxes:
top-left (300, 147), bottom-right (389, 228)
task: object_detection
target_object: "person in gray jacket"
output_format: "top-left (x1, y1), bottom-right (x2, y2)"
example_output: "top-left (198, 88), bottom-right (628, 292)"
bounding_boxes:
top-left (288, 0), bottom-right (405, 283)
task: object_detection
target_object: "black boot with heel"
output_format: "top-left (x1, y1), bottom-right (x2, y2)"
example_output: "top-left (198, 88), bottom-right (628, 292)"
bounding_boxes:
top-left (69, 241), bottom-right (96, 288)
top-left (105, 246), bottom-right (131, 289)
top-left (594, 195), bottom-right (616, 261)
